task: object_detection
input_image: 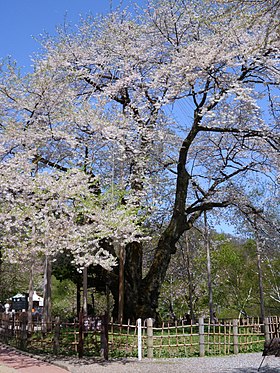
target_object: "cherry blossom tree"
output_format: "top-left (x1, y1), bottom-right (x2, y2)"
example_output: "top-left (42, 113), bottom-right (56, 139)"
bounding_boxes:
top-left (0, 0), bottom-right (279, 320)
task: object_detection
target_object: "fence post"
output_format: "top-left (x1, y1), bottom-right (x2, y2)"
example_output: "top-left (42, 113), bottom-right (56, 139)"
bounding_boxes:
top-left (264, 317), bottom-right (270, 342)
top-left (100, 313), bottom-right (109, 360)
top-left (20, 313), bottom-right (28, 351)
top-left (147, 318), bottom-right (153, 358)
top-left (4, 314), bottom-right (10, 344)
top-left (137, 318), bottom-right (142, 361)
top-left (53, 316), bottom-right (60, 355)
top-left (11, 313), bottom-right (15, 336)
top-left (78, 308), bottom-right (84, 358)
top-left (233, 319), bottom-right (239, 354)
top-left (199, 317), bottom-right (205, 357)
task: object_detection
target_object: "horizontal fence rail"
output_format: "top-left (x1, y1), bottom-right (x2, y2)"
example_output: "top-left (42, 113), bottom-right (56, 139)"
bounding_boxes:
top-left (0, 313), bottom-right (279, 359)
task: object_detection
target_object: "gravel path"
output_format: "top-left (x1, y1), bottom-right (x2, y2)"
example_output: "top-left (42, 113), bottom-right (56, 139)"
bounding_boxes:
top-left (53, 353), bottom-right (280, 373)
top-left (1, 344), bottom-right (280, 373)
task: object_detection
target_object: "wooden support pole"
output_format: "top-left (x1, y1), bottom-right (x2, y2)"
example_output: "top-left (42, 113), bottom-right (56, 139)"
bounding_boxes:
top-left (199, 317), bottom-right (205, 357)
top-left (233, 319), bottom-right (239, 355)
top-left (53, 316), bottom-right (60, 355)
top-left (101, 313), bottom-right (109, 360)
top-left (264, 317), bottom-right (270, 342)
top-left (78, 309), bottom-right (84, 358)
top-left (147, 318), bottom-right (153, 358)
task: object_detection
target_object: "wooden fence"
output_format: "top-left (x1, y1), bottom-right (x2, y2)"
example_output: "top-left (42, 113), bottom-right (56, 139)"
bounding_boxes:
top-left (0, 313), bottom-right (279, 359)
top-left (149, 317), bottom-right (267, 358)
top-left (110, 316), bottom-right (278, 358)
top-left (0, 311), bottom-right (108, 359)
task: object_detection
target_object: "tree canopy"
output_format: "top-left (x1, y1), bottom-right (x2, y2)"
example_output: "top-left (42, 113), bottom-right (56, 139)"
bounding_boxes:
top-left (0, 0), bottom-right (279, 320)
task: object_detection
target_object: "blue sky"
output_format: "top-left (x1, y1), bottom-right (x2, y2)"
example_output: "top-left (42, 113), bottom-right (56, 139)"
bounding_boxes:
top-left (0, 0), bottom-right (143, 70)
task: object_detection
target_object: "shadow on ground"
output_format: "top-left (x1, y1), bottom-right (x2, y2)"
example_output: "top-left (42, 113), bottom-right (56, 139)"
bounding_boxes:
top-left (230, 366), bottom-right (280, 373)
top-left (46, 356), bottom-right (130, 367)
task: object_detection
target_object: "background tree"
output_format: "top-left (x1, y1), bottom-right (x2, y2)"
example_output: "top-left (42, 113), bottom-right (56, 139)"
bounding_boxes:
top-left (158, 230), bottom-right (280, 320)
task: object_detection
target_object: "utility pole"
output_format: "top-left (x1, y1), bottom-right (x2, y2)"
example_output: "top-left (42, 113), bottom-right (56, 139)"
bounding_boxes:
top-left (184, 232), bottom-right (195, 322)
top-left (204, 211), bottom-right (214, 323)
top-left (118, 244), bottom-right (125, 323)
top-left (254, 216), bottom-right (265, 321)
top-left (83, 266), bottom-right (88, 317)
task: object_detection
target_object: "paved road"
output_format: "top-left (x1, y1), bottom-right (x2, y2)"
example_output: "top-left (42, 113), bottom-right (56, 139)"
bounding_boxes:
top-left (0, 345), bottom-right (68, 373)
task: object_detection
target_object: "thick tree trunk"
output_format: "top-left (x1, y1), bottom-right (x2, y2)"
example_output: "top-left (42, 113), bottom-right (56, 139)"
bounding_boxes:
top-left (43, 255), bottom-right (52, 331)
top-left (119, 234), bottom-right (182, 322)
top-left (99, 221), bottom-right (194, 322)
top-left (97, 123), bottom-right (201, 322)
top-left (107, 125), bottom-right (201, 322)
top-left (129, 122), bottom-right (201, 320)
top-left (123, 241), bottom-right (142, 321)
top-left (138, 242), bottom-right (177, 321)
